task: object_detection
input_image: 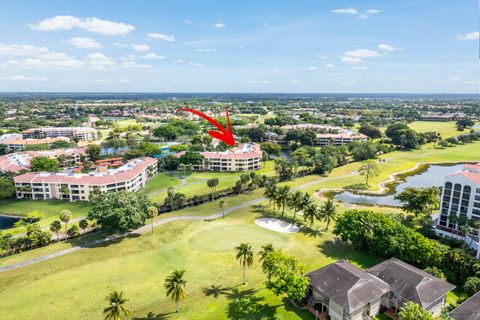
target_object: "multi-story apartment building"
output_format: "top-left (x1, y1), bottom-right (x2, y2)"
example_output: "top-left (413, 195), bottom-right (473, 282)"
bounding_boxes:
top-left (22, 127), bottom-right (97, 141)
top-left (435, 163), bottom-right (480, 258)
top-left (13, 157), bottom-right (157, 202)
top-left (0, 148), bottom-right (87, 173)
top-left (2, 137), bottom-right (70, 152)
top-left (267, 124), bottom-right (368, 146)
top-left (175, 143), bottom-right (262, 172)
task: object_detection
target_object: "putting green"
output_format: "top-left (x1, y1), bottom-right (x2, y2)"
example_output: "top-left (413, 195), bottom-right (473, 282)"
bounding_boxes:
top-left (188, 224), bottom-right (290, 252)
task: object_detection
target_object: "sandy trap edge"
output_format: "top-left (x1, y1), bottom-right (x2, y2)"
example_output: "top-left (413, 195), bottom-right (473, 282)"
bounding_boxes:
top-left (254, 218), bottom-right (300, 233)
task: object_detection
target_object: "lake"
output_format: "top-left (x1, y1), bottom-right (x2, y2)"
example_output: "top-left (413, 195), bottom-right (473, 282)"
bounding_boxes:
top-left (0, 214), bottom-right (21, 230)
top-left (334, 163), bottom-right (464, 207)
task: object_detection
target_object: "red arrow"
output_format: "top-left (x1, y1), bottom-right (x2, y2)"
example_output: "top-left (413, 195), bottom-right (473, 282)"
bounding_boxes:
top-left (178, 104), bottom-right (236, 146)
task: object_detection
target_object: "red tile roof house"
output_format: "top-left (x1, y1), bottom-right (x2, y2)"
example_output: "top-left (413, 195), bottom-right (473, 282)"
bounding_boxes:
top-left (13, 157), bottom-right (157, 201)
top-left (174, 143), bottom-right (262, 172)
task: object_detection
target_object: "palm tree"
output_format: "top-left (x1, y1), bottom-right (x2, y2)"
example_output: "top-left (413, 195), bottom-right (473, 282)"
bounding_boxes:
top-left (49, 220), bottom-right (62, 241)
top-left (167, 187), bottom-right (175, 210)
top-left (103, 290), bottom-right (129, 320)
top-left (235, 243), bottom-right (254, 284)
top-left (219, 199), bottom-right (227, 218)
top-left (320, 199), bottom-right (337, 230)
top-left (164, 270), bottom-right (187, 313)
top-left (207, 178), bottom-right (219, 201)
top-left (287, 191), bottom-right (303, 219)
top-left (275, 185), bottom-right (291, 216)
top-left (258, 243), bottom-right (274, 262)
top-left (59, 210), bottom-right (72, 235)
top-left (264, 184), bottom-right (278, 209)
top-left (300, 193), bottom-right (313, 218)
top-left (303, 203), bottom-right (318, 227)
top-left (147, 206), bottom-right (158, 233)
top-left (359, 217), bottom-right (376, 250)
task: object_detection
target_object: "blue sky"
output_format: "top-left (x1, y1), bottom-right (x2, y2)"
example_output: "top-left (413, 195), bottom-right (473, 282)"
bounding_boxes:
top-left (0, 0), bottom-right (478, 93)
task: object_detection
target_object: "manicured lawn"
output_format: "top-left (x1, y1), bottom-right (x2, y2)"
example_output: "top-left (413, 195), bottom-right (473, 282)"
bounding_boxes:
top-left (145, 161), bottom-right (276, 203)
top-left (408, 121), bottom-right (460, 138)
top-left (0, 201), bottom-right (381, 320)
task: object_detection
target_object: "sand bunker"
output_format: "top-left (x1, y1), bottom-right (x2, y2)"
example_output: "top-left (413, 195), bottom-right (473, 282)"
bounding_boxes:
top-left (254, 218), bottom-right (300, 233)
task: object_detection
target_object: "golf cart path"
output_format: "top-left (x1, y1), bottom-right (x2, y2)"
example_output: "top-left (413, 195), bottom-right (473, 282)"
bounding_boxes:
top-left (0, 173), bottom-right (354, 273)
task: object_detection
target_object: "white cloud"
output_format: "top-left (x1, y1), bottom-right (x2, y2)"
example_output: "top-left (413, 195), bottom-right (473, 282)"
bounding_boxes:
top-left (341, 48), bottom-right (380, 64)
top-left (113, 43), bottom-right (128, 48)
top-left (120, 54), bottom-right (136, 61)
top-left (131, 44), bottom-right (150, 52)
top-left (196, 48), bottom-right (217, 53)
top-left (3, 51), bottom-right (84, 69)
top-left (1, 75), bottom-right (48, 81)
top-left (30, 15), bottom-right (135, 36)
top-left (262, 22), bottom-right (269, 27)
top-left (307, 66), bottom-right (318, 71)
top-left (147, 33), bottom-right (176, 42)
top-left (213, 22), bottom-right (225, 28)
top-left (85, 53), bottom-right (116, 69)
top-left (377, 43), bottom-right (398, 52)
top-left (0, 44), bottom-right (48, 56)
top-left (67, 37), bottom-right (102, 49)
top-left (341, 56), bottom-right (363, 64)
top-left (359, 9), bottom-right (382, 19)
top-left (325, 63), bottom-right (335, 69)
top-left (456, 31), bottom-right (479, 40)
top-left (332, 7), bottom-right (358, 15)
top-left (173, 59), bottom-right (183, 63)
top-left (184, 19), bottom-right (192, 24)
top-left (141, 53), bottom-right (165, 60)
top-left (120, 61), bottom-right (153, 69)
top-left (188, 61), bottom-right (205, 67)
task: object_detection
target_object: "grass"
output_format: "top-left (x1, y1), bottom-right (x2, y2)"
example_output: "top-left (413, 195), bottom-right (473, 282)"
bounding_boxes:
top-left (0, 200), bottom-right (91, 234)
top-left (408, 121), bottom-right (460, 138)
top-left (0, 200), bottom-right (381, 320)
top-left (145, 161), bottom-right (276, 203)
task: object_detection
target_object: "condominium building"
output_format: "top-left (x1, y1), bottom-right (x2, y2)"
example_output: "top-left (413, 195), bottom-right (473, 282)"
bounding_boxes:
top-left (22, 127), bottom-right (97, 141)
top-left (267, 124), bottom-right (368, 146)
top-left (2, 137), bottom-right (70, 152)
top-left (435, 163), bottom-right (480, 258)
top-left (175, 143), bottom-right (262, 172)
top-left (0, 148), bottom-right (87, 173)
top-left (13, 157), bottom-right (157, 202)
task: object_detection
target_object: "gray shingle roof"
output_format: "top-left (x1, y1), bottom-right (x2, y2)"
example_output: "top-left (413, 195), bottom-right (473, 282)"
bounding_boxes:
top-left (449, 291), bottom-right (480, 320)
top-left (308, 260), bottom-right (390, 313)
top-left (366, 258), bottom-right (455, 308)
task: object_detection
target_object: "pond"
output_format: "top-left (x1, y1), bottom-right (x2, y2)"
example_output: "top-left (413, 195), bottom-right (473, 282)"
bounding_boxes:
top-left (0, 214), bottom-right (21, 230)
top-left (334, 163), bottom-right (464, 207)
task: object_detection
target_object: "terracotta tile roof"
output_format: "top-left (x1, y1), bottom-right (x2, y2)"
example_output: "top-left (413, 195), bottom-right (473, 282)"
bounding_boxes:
top-left (175, 143), bottom-right (262, 160)
top-left (14, 157), bottom-right (157, 186)
top-left (3, 137), bottom-right (69, 145)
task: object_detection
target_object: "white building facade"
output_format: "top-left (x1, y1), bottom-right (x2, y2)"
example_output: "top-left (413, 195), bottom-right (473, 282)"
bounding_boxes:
top-left (14, 157), bottom-right (157, 202)
top-left (435, 163), bottom-right (480, 259)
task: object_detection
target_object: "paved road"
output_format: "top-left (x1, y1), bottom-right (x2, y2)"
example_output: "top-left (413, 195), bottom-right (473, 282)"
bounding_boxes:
top-left (0, 173), bottom-right (354, 273)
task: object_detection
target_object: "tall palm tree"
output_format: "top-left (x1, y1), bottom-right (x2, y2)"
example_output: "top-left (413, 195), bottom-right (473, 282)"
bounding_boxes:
top-left (147, 206), bottom-right (158, 233)
top-left (300, 193), bottom-right (313, 217)
top-left (303, 203), bottom-right (318, 227)
top-left (320, 199), bottom-right (337, 230)
top-left (164, 270), bottom-right (187, 313)
top-left (287, 191), bottom-right (303, 219)
top-left (264, 184), bottom-right (277, 209)
top-left (275, 185), bottom-right (291, 216)
top-left (103, 290), bottom-right (129, 320)
top-left (258, 243), bottom-right (274, 262)
top-left (219, 199), bottom-right (227, 218)
top-left (359, 217), bottom-right (375, 250)
top-left (235, 243), bottom-right (254, 284)
top-left (59, 210), bottom-right (72, 235)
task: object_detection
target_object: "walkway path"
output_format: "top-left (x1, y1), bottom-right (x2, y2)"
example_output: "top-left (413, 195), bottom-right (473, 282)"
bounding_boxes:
top-left (0, 173), bottom-right (354, 273)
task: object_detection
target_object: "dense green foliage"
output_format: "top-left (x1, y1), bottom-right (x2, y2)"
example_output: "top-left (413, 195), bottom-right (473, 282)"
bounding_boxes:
top-left (88, 191), bottom-right (151, 234)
